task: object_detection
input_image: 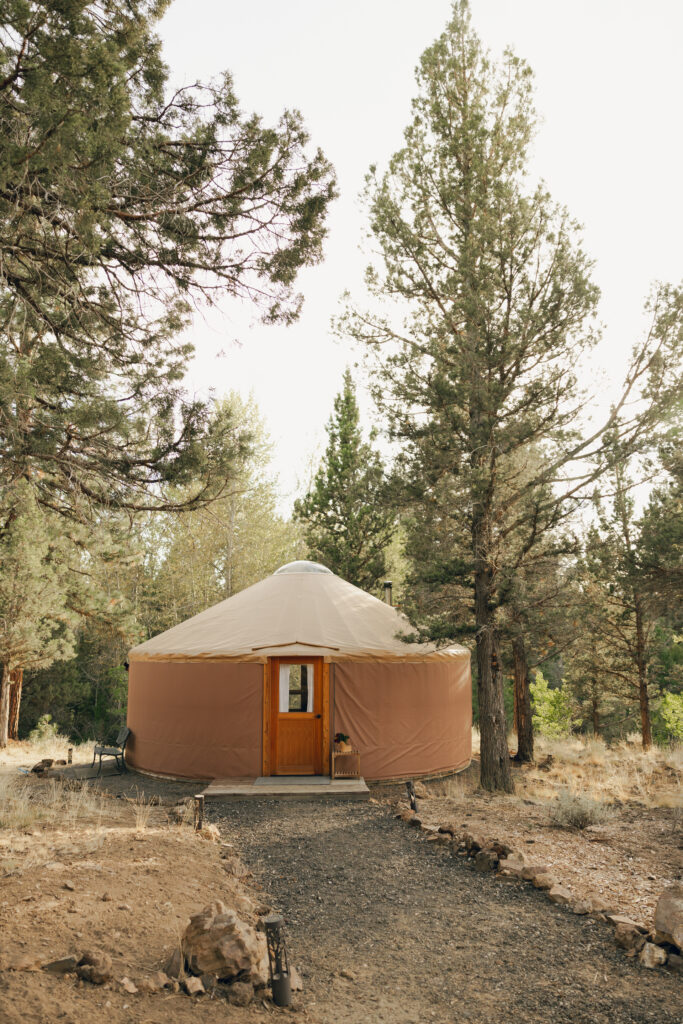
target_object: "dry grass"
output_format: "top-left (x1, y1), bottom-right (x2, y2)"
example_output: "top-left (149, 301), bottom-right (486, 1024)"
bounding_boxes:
top-left (521, 734), bottom-right (682, 810)
top-left (547, 785), bottom-right (613, 829)
top-left (0, 773), bottom-right (106, 833)
top-left (126, 788), bottom-right (154, 831)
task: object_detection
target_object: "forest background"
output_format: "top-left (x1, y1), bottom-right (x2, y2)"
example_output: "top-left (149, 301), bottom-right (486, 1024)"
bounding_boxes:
top-left (0, 2), bottom-right (680, 790)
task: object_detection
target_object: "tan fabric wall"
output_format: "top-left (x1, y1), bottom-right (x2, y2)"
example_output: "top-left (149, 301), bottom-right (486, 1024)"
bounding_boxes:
top-left (127, 661), bottom-right (262, 779)
top-left (333, 658), bottom-right (471, 780)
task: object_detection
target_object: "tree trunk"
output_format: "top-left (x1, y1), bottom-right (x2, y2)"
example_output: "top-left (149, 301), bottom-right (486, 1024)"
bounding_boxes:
top-left (591, 689), bottom-right (600, 737)
top-left (634, 598), bottom-right (652, 750)
top-left (474, 563), bottom-right (514, 792)
top-left (0, 664), bottom-right (11, 748)
top-left (511, 635), bottom-right (534, 763)
top-left (8, 667), bottom-right (24, 740)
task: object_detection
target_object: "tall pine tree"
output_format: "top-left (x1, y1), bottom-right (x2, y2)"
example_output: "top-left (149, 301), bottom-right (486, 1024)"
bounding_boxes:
top-left (294, 371), bottom-right (394, 591)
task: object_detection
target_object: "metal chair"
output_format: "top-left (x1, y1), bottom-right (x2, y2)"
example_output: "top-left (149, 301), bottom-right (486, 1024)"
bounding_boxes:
top-left (92, 726), bottom-right (131, 776)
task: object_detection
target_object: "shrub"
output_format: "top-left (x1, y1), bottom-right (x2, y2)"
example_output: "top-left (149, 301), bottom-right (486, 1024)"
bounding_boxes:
top-left (548, 786), bottom-right (612, 829)
top-left (28, 713), bottom-right (60, 743)
top-left (658, 692), bottom-right (683, 742)
top-left (530, 670), bottom-right (573, 738)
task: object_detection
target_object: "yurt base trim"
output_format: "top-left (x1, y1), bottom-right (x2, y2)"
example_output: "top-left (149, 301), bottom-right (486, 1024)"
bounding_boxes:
top-left (364, 759), bottom-right (472, 787)
top-left (125, 763), bottom-right (212, 784)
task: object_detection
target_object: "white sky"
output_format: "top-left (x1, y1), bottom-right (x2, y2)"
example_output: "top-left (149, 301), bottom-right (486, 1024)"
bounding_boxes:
top-left (160, 1), bottom-right (683, 510)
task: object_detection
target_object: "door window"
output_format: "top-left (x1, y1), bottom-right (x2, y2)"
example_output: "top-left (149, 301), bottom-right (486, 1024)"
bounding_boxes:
top-left (278, 663), bottom-right (314, 712)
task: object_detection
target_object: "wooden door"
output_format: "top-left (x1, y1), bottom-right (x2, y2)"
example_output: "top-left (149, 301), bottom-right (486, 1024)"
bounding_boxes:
top-left (270, 657), bottom-right (323, 775)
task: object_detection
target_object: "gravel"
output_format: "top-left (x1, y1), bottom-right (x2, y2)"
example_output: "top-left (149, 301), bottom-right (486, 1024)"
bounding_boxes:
top-left (208, 799), bottom-right (681, 1024)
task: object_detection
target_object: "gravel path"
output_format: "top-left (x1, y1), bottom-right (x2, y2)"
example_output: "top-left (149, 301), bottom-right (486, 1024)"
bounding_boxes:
top-left (209, 799), bottom-right (681, 1024)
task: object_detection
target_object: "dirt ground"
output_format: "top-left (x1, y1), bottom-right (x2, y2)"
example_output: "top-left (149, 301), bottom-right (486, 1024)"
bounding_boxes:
top-left (0, 743), bottom-right (681, 1024)
top-left (409, 757), bottom-right (682, 929)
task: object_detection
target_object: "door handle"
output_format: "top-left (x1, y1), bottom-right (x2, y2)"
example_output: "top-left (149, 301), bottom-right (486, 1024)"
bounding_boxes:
top-left (315, 714), bottom-right (322, 719)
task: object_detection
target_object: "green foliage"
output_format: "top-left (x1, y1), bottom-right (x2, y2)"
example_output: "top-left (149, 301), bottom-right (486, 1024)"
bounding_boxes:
top-left (294, 371), bottom-right (395, 592)
top-left (28, 714), bottom-right (60, 745)
top-left (530, 671), bottom-right (573, 738)
top-left (655, 692), bottom-right (683, 743)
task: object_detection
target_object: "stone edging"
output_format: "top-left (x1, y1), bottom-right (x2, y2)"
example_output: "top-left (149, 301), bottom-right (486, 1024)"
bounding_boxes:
top-left (393, 808), bottom-right (682, 975)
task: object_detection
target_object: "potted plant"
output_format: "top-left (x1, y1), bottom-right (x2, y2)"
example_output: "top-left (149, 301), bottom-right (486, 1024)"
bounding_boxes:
top-left (334, 732), bottom-right (352, 753)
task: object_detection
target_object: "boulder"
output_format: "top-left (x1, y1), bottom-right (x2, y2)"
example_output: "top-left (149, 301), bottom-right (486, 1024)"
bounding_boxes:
top-left (667, 952), bottom-right (683, 974)
top-left (474, 849), bottom-right (499, 872)
top-left (76, 951), bottom-right (112, 985)
top-left (520, 863), bottom-right (551, 882)
top-left (606, 914), bottom-right (648, 934)
top-left (531, 872), bottom-right (556, 892)
top-left (184, 976), bottom-right (205, 996)
top-left (120, 977), bottom-right (138, 994)
top-left (484, 840), bottom-right (512, 859)
top-left (182, 901), bottom-right (268, 986)
top-left (463, 832), bottom-right (485, 855)
top-left (227, 980), bottom-right (254, 1006)
top-left (570, 901), bottom-right (591, 916)
top-left (163, 947), bottom-right (184, 979)
top-left (654, 884), bottom-right (683, 951)
top-left (547, 885), bottom-right (572, 906)
top-left (614, 922), bottom-right (646, 953)
top-left (639, 943), bottom-right (667, 969)
top-left (438, 822), bottom-right (459, 836)
top-left (42, 956), bottom-right (79, 974)
top-left (497, 852), bottom-right (527, 879)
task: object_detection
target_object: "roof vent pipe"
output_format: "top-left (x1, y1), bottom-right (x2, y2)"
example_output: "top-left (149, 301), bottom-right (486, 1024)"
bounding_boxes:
top-left (383, 581), bottom-right (393, 606)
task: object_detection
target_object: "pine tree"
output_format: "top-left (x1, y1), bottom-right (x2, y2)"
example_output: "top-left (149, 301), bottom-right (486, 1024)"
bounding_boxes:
top-left (293, 371), bottom-right (395, 591)
top-left (0, 484), bottom-right (77, 746)
top-left (341, 1), bottom-right (681, 790)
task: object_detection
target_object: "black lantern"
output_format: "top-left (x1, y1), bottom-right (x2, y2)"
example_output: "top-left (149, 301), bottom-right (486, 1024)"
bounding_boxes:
top-left (264, 913), bottom-right (292, 1007)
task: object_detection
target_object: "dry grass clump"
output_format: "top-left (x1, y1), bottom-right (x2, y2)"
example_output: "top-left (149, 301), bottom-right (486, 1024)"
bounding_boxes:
top-left (425, 774), bottom-right (468, 801)
top-left (0, 774), bottom-right (104, 833)
top-left (547, 786), bottom-right (613, 829)
top-left (126, 788), bottom-right (155, 831)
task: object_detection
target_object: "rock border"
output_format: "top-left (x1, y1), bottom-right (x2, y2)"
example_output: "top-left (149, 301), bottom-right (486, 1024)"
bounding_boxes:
top-left (394, 808), bottom-right (681, 974)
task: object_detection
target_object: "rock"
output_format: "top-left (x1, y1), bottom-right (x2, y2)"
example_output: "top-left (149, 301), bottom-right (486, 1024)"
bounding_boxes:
top-left (395, 809), bottom-right (415, 824)
top-left (198, 823), bottom-right (221, 842)
top-left (413, 782), bottom-right (429, 799)
top-left (474, 849), bottom-right (499, 872)
top-left (587, 896), bottom-right (614, 916)
top-left (614, 922), bottom-right (646, 953)
top-left (463, 832), bottom-right (485, 855)
top-left (520, 863), bottom-right (551, 882)
top-left (408, 815), bottom-right (423, 828)
top-left (120, 976), bottom-right (138, 994)
top-left (182, 900), bottom-right (268, 986)
top-left (163, 947), bottom-right (184, 979)
top-left (570, 901), bottom-right (591, 916)
top-left (426, 833), bottom-right (452, 845)
top-left (227, 980), bottom-right (254, 1006)
top-left (606, 914), bottom-right (648, 934)
top-left (63, 881), bottom-right (76, 891)
top-left (497, 852), bottom-right (527, 878)
top-left (340, 968), bottom-right (357, 981)
top-left (31, 758), bottom-right (54, 773)
top-left (42, 956), bottom-right (79, 974)
top-left (10, 957), bottom-right (40, 972)
top-left (77, 951), bottom-right (112, 985)
top-left (667, 952), bottom-right (683, 974)
top-left (484, 840), bottom-right (512, 858)
top-left (547, 885), bottom-right (572, 906)
top-left (117, 903), bottom-right (132, 911)
top-left (200, 973), bottom-right (218, 994)
top-left (438, 822), bottom-right (459, 836)
top-left (290, 966), bottom-right (304, 992)
top-left (639, 943), bottom-right (667, 969)
top-left (654, 883), bottom-right (683, 951)
top-left (101, 892), bottom-right (113, 902)
top-left (531, 873), bottom-right (557, 892)
top-left (184, 976), bottom-right (205, 996)
top-left (152, 970), bottom-right (171, 989)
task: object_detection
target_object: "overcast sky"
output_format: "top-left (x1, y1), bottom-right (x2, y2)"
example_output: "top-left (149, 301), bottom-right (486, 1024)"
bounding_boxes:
top-left (159, 1), bottom-right (683, 509)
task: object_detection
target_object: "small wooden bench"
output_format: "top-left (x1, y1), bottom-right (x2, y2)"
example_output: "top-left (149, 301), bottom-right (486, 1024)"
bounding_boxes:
top-left (92, 726), bottom-right (130, 776)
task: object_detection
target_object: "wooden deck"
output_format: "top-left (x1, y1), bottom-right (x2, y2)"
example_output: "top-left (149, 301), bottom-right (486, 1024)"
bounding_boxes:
top-left (201, 775), bottom-right (369, 801)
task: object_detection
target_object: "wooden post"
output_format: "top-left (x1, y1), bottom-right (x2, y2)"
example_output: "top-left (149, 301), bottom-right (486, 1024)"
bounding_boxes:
top-left (193, 794), bottom-right (204, 831)
top-left (406, 780), bottom-right (418, 812)
top-left (67, 747), bottom-right (73, 765)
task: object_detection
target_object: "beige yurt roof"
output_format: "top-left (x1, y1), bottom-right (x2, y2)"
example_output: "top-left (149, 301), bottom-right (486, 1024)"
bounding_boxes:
top-left (129, 561), bottom-right (469, 664)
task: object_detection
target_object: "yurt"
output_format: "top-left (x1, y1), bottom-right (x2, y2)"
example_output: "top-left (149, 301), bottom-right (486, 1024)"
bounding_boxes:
top-left (126, 561), bottom-right (471, 781)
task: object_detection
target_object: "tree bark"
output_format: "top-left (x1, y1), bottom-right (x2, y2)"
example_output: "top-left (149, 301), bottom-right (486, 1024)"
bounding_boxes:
top-left (634, 598), bottom-right (652, 749)
top-left (8, 667), bottom-right (24, 741)
top-left (591, 693), bottom-right (600, 737)
top-left (0, 664), bottom-right (11, 748)
top-left (474, 561), bottom-right (514, 792)
top-left (511, 635), bottom-right (534, 763)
